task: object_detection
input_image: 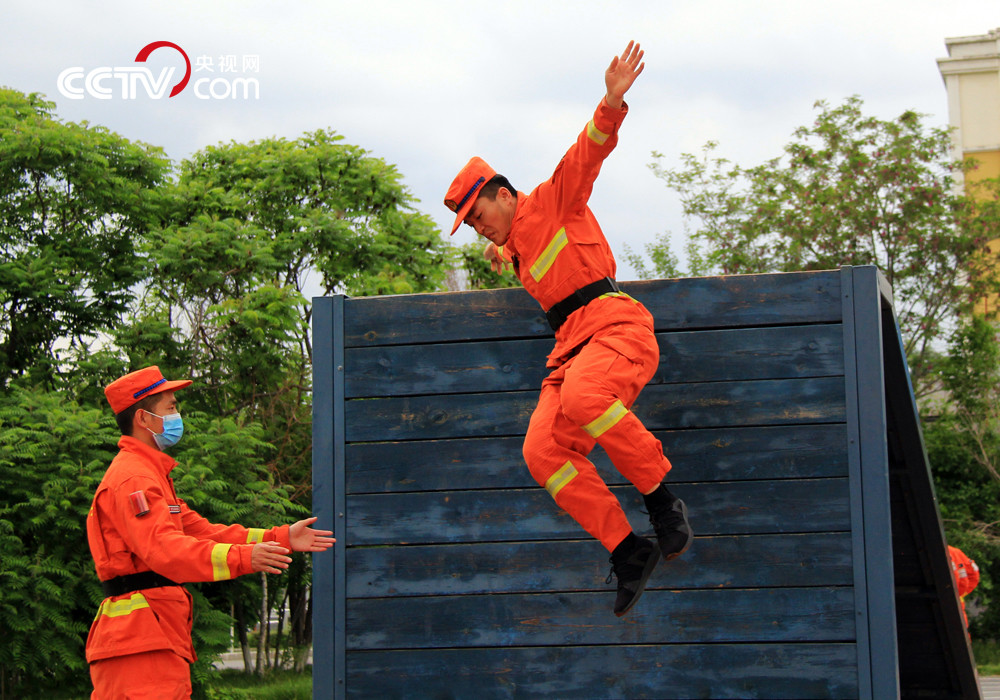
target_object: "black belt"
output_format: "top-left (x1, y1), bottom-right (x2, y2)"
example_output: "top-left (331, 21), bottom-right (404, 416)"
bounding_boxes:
top-left (101, 571), bottom-right (181, 597)
top-left (545, 277), bottom-right (621, 331)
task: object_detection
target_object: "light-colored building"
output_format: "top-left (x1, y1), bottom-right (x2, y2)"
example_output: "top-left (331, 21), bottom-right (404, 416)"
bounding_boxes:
top-left (937, 28), bottom-right (1000, 188)
top-left (938, 29), bottom-right (1000, 317)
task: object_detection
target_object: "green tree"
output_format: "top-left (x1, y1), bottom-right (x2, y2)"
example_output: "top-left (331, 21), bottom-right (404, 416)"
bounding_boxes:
top-left (0, 90), bottom-right (453, 695)
top-left (925, 315), bottom-right (1000, 639)
top-left (454, 241), bottom-right (521, 290)
top-left (631, 96), bottom-right (1000, 397)
top-left (0, 88), bottom-right (169, 388)
top-left (120, 130), bottom-right (450, 673)
top-left (0, 384), bottom-right (112, 698)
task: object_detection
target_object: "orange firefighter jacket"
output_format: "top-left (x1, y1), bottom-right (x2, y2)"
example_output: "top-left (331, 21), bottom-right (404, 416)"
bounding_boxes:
top-left (86, 436), bottom-right (290, 663)
top-left (949, 545), bottom-right (980, 598)
top-left (500, 97), bottom-right (654, 367)
top-left (948, 544), bottom-right (980, 627)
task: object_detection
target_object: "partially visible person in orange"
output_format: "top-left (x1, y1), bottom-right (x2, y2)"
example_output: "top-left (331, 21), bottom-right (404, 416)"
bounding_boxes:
top-left (948, 544), bottom-right (980, 628)
top-left (86, 365), bottom-right (335, 699)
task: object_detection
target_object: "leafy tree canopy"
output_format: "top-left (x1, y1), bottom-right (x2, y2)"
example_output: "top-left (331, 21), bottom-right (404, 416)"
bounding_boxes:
top-left (0, 88), bottom-right (169, 388)
top-left (631, 96), bottom-right (1000, 396)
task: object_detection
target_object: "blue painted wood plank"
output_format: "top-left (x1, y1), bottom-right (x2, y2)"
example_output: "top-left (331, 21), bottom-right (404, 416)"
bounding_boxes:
top-left (845, 267), bottom-right (898, 700)
top-left (346, 533), bottom-right (854, 598)
top-left (310, 296), bottom-right (339, 700)
top-left (344, 324), bottom-right (845, 398)
top-left (345, 424), bottom-right (849, 494)
top-left (345, 587), bottom-right (856, 649)
top-left (342, 271), bottom-right (843, 347)
top-left (345, 644), bottom-right (859, 700)
top-left (344, 376), bottom-right (847, 442)
top-left (344, 479), bottom-right (851, 546)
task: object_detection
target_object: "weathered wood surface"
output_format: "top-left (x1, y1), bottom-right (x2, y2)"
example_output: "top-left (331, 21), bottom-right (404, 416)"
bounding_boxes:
top-left (345, 423), bottom-right (849, 493)
top-left (327, 272), bottom-right (856, 699)
top-left (345, 376), bottom-right (847, 441)
top-left (345, 644), bottom-right (859, 700)
top-left (346, 533), bottom-right (853, 597)
top-left (345, 324), bottom-right (845, 398)
top-left (313, 268), bottom-right (978, 699)
top-left (345, 479), bottom-right (851, 546)
top-left (346, 587), bottom-right (856, 649)
top-left (342, 271), bottom-right (843, 347)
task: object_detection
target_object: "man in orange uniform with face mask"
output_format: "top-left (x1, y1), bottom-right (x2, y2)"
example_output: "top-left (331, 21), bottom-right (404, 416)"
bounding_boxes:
top-left (86, 366), bottom-right (335, 698)
top-left (444, 41), bottom-right (692, 617)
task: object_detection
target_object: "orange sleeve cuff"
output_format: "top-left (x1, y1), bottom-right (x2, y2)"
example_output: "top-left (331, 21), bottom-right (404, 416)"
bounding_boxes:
top-left (236, 543), bottom-right (254, 576)
top-left (267, 524), bottom-right (292, 550)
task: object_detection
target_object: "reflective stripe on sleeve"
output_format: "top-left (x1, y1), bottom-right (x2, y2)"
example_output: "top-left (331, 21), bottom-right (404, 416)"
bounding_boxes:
top-left (246, 528), bottom-right (266, 544)
top-left (583, 400), bottom-right (629, 439)
top-left (544, 461), bottom-right (578, 498)
top-left (530, 228), bottom-right (568, 282)
top-left (95, 593), bottom-right (149, 620)
top-left (598, 291), bottom-right (636, 303)
top-left (211, 543), bottom-right (233, 581)
top-left (586, 120), bottom-right (611, 145)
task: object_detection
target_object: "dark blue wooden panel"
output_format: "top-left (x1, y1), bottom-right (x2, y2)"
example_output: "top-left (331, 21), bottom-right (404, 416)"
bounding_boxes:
top-left (345, 587), bottom-right (856, 649)
top-left (342, 272), bottom-right (843, 347)
top-left (346, 533), bottom-right (853, 598)
top-left (312, 266), bottom-right (978, 700)
top-left (877, 275), bottom-right (980, 699)
top-left (842, 267), bottom-right (897, 700)
top-left (345, 424), bottom-right (848, 494)
top-left (345, 376), bottom-right (847, 442)
top-left (344, 479), bottom-right (851, 546)
top-left (310, 296), bottom-right (342, 699)
top-left (345, 644), bottom-right (859, 700)
top-left (344, 324), bottom-right (845, 398)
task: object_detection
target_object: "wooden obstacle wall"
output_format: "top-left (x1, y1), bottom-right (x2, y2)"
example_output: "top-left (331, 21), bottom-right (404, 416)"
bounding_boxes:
top-left (311, 266), bottom-right (978, 699)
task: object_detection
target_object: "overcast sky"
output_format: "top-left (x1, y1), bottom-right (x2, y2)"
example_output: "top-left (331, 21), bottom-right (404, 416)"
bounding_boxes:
top-left (2, 1), bottom-right (998, 280)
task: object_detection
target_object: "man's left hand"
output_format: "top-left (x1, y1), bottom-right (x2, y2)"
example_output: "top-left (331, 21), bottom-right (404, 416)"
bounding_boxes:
top-left (289, 516), bottom-right (336, 552)
top-left (605, 40), bottom-right (644, 109)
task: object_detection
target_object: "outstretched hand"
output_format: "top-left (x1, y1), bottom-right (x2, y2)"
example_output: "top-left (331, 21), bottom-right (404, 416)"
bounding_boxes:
top-left (605, 40), bottom-right (644, 109)
top-left (251, 541), bottom-right (292, 575)
top-left (484, 242), bottom-right (512, 274)
top-left (288, 516), bottom-right (336, 552)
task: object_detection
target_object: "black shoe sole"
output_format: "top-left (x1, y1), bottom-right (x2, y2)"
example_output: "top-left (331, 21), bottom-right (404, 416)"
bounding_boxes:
top-left (614, 546), bottom-right (661, 618)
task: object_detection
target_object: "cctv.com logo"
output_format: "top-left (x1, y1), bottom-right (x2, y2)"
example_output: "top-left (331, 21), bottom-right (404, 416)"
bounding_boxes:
top-left (57, 41), bottom-right (261, 100)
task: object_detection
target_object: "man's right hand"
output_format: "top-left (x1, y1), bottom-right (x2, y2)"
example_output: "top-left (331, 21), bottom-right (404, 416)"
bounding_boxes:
top-left (484, 242), bottom-right (512, 274)
top-left (251, 541), bottom-right (292, 574)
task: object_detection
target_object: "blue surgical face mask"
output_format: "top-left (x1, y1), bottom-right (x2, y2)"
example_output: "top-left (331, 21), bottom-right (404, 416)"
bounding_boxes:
top-left (145, 411), bottom-right (184, 450)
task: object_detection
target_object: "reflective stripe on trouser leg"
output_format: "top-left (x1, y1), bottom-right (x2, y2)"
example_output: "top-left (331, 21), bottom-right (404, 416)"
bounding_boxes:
top-left (524, 381), bottom-right (633, 552)
top-left (591, 407), bottom-right (671, 492)
top-left (560, 331), bottom-right (671, 494)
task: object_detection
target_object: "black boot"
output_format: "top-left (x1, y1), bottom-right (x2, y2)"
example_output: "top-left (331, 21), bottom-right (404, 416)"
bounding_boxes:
top-left (607, 533), bottom-right (660, 617)
top-left (644, 484), bottom-right (693, 560)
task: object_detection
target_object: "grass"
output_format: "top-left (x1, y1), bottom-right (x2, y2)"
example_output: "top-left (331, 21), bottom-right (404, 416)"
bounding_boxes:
top-left (974, 638), bottom-right (1000, 676)
top-left (203, 668), bottom-right (311, 700)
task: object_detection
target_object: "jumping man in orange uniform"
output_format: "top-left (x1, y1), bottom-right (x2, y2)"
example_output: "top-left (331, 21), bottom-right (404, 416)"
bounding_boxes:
top-left (444, 41), bottom-right (692, 616)
top-left (86, 366), bottom-right (335, 698)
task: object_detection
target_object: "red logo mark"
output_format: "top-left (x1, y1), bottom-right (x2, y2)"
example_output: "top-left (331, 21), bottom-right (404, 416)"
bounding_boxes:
top-left (134, 41), bottom-right (191, 98)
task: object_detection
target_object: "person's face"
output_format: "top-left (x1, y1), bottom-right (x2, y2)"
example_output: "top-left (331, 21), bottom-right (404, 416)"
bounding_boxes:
top-left (138, 391), bottom-right (178, 433)
top-left (464, 188), bottom-right (515, 246)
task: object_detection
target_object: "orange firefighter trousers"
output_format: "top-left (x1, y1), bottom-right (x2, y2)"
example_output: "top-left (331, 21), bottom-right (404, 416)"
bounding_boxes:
top-left (523, 321), bottom-right (672, 552)
top-left (90, 649), bottom-right (191, 699)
